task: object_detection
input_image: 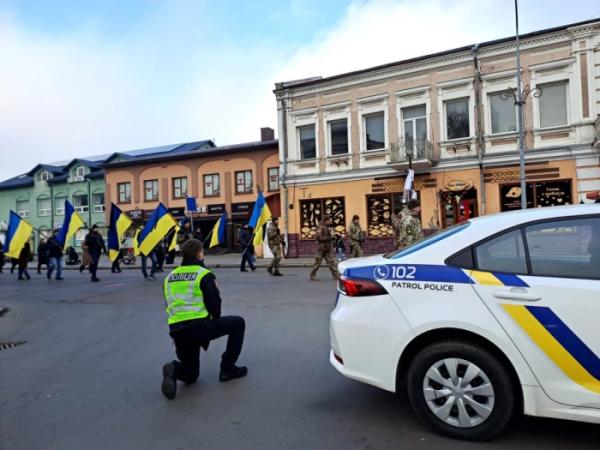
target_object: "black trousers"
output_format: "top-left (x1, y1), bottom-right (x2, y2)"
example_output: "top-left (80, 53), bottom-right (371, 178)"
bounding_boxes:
top-left (89, 252), bottom-right (100, 279)
top-left (169, 316), bottom-right (245, 384)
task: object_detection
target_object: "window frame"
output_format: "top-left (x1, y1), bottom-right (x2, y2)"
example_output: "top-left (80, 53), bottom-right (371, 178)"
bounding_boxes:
top-left (536, 80), bottom-right (569, 129)
top-left (144, 179), bottom-right (159, 202)
top-left (92, 192), bottom-right (105, 213)
top-left (445, 214), bottom-right (600, 281)
top-left (75, 166), bottom-right (86, 177)
top-left (401, 104), bottom-right (428, 154)
top-left (363, 112), bottom-right (386, 152)
top-left (444, 97), bottom-right (471, 140)
top-left (297, 124), bottom-right (317, 160)
top-left (171, 176), bottom-right (188, 199)
top-left (267, 167), bottom-right (279, 192)
top-left (488, 91), bottom-right (517, 135)
top-left (235, 170), bottom-right (253, 194)
top-left (37, 197), bottom-right (52, 217)
top-left (72, 193), bottom-right (89, 213)
top-left (203, 173), bottom-right (220, 197)
top-left (327, 118), bottom-right (350, 156)
top-left (117, 182), bottom-right (132, 204)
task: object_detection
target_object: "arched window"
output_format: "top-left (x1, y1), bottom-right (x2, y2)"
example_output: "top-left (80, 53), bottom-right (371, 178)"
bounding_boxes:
top-left (76, 166), bottom-right (85, 177)
top-left (38, 171), bottom-right (50, 182)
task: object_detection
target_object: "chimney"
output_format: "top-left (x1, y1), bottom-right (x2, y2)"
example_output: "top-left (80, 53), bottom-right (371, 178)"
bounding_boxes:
top-left (260, 127), bottom-right (275, 141)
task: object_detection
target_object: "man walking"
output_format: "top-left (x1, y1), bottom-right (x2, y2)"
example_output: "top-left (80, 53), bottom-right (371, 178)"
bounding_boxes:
top-left (266, 217), bottom-right (284, 276)
top-left (309, 215), bottom-right (339, 281)
top-left (37, 237), bottom-right (49, 274)
top-left (239, 223), bottom-right (256, 272)
top-left (161, 239), bottom-right (247, 400)
top-left (397, 199), bottom-right (424, 249)
top-left (348, 215), bottom-right (364, 258)
top-left (176, 220), bottom-right (193, 246)
top-left (47, 229), bottom-right (64, 281)
top-left (84, 225), bottom-right (106, 282)
top-left (141, 249), bottom-right (158, 280)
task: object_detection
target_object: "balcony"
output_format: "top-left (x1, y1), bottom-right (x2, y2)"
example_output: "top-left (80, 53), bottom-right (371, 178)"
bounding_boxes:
top-left (388, 140), bottom-right (435, 172)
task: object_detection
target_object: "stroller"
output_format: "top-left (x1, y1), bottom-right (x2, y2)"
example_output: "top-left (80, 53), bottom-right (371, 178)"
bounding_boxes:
top-left (65, 246), bottom-right (81, 265)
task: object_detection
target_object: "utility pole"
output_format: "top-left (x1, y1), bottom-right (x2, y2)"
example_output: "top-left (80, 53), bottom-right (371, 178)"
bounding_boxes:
top-left (514, 0), bottom-right (527, 209)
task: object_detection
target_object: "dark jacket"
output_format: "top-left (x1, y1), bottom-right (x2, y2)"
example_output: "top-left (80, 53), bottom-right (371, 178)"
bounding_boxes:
top-left (176, 226), bottom-right (193, 245)
top-left (46, 237), bottom-right (64, 259)
top-left (239, 228), bottom-right (253, 250)
top-left (85, 231), bottom-right (106, 256)
top-left (37, 242), bottom-right (49, 263)
top-left (18, 244), bottom-right (31, 268)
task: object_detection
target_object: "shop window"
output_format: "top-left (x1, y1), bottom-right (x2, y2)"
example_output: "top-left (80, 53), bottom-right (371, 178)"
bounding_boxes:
top-left (329, 119), bottom-right (349, 155)
top-left (538, 82), bottom-right (568, 128)
top-left (204, 174), bottom-right (220, 197)
top-left (268, 167), bottom-right (279, 192)
top-left (364, 112), bottom-right (385, 151)
top-left (172, 177), bottom-right (188, 199)
top-left (475, 229), bottom-right (527, 274)
top-left (235, 170), bottom-right (253, 194)
top-left (367, 194), bottom-right (400, 238)
top-left (445, 98), bottom-right (470, 140)
top-left (440, 188), bottom-right (478, 228)
top-left (118, 182), bottom-right (131, 204)
top-left (489, 92), bottom-right (516, 134)
top-left (144, 179), bottom-right (159, 201)
top-left (298, 125), bottom-right (316, 160)
top-left (500, 180), bottom-right (572, 211)
top-left (299, 197), bottom-right (346, 239)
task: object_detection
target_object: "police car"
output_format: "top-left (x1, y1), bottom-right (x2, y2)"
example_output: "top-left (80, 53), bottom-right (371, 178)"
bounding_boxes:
top-left (330, 204), bottom-right (600, 440)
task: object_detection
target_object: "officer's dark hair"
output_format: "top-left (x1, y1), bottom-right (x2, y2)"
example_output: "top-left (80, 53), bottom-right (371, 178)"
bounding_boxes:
top-left (181, 239), bottom-right (204, 261)
top-left (352, 215), bottom-right (359, 221)
top-left (407, 199), bottom-right (420, 210)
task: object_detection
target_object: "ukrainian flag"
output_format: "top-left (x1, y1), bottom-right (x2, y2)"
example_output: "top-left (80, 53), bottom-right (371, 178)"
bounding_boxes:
top-left (107, 203), bottom-right (133, 262)
top-left (138, 203), bottom-right (177, 256)
top-left (209, 212), bottom-right (227, 248)
top-left (168, 224), bottom-right (180, 252)
top-left (133, 229), bottom-right (141, 256)
top-left (3, 211), bottom-right (33, 259)
top-left (249, 191), bottom-right (271, 246)
top-left (56, 200), bottom-right (85, 249)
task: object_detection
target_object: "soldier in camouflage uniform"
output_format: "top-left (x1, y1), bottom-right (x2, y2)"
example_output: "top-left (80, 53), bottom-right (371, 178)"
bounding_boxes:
top-left (396, 199), bottom-right (424, 249)
top-left (267, 217), bottom-right (284, 276)
top-left (310, 215), bottom-right (339, 281)
top-left (348, 215), bottom-right (364, 258)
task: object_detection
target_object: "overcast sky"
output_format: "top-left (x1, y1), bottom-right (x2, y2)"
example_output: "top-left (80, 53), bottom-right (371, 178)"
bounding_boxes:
top-left (1, 0), bottom-right (599, 181)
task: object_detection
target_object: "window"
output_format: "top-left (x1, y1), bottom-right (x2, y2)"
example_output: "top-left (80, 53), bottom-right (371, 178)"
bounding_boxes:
top-left (329, 119), bottom-right (349, 155)
top-left (38, 171), bottom-right (50, 182)
top-left (364, 113), bottom-right (385, 150)
top-left (172, 177), bottom-right (188, 199)
top-left (500, 180), bottom-right (572, 211)
top-left (73, 193), bottom-right (89, 213)
top-left (144, 179), bottom-right (159, 201)
top-left (489, 92), bottom-right (516, 134)
top-left (235, 170), bottom-right (253, 194)
top-left (92, 193), bottom-right (105, 213)
top-left (475, 229), bottom-right (527, 274)
top-left (37, 198), bottom-right (51, 216)
top-left (299, 197), bottom-right (346, 239)
top-left (366, 194), bottom-right (404, 238)
top-left (204, 174), bottom-right (220, 197)
top-left (118, 182), bottom-right (131, 204)
top-left (16, 200), bottom-right (29, 218)
top-left (445, 98), bottom-right (470, 139)
top-left (525, 217), bottom-right (600, 279)
top-left (54, 196), bottom-right (66, 215)
top-left (539, 82), bottom-right (568, 128)
top-left (75, 166), bottom-right (85, 177)
top-left (299, 125), bottom-right (316, 159)
top-left (403, 105), bottom-right (427, 155)
top-left (268, 167), bottom-right (279, 192)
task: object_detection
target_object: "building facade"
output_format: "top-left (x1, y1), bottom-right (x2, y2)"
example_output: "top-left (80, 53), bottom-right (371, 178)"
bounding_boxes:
top-left (275, 19), bottom-right (600, 257)
top-left (102, 128), bottom-right (280, 252)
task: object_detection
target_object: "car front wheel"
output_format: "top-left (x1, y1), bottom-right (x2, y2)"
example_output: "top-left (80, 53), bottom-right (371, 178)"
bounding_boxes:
top-left (406, 340), bottom-right (516, 441)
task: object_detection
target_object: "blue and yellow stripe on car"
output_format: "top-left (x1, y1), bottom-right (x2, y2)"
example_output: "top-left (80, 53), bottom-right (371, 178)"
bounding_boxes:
top-left (503, 304), bottom-right (600, 394)
top-left (468, 270), bottom-right (529, 287)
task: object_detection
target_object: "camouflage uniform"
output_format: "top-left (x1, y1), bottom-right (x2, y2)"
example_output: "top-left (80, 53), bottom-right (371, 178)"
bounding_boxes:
top-left (391, 212), bottom-right (403, 250)
top-left (348, 221), bottom-right (364, 258)
top-left (267, 223), bottom-right (282, 273)
top-left (310, 222), bottom-right (339, 280)
top-left (397, 207), bottom-right (424, 249)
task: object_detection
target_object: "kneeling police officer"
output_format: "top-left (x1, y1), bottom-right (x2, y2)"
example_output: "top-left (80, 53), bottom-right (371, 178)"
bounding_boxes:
top-left (161, 239), bottom-right (247, 400)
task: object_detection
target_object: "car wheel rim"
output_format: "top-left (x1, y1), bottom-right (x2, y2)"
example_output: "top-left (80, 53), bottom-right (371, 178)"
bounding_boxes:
top-left (422, 358), bottom-right (495, 428)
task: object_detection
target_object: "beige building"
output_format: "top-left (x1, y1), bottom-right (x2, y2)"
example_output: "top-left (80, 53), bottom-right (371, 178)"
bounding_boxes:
top-left (274, 19), bottom-right (600, 257)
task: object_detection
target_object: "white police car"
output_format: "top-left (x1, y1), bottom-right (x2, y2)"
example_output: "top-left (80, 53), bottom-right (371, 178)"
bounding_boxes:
top-left (330, 204), bottom-right (600, 440)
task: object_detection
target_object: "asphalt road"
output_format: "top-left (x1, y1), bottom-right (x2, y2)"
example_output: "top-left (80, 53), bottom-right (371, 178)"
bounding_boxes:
top-left (1, 267), bottom-right (598, 450)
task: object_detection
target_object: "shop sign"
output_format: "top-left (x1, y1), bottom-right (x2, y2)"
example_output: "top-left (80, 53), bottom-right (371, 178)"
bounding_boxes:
top-left (207, 204), bottom-right (226, 215)
top-left (231, 202), bottom-right (254, 214)
top-left (445, 180), bottom-right (471, 192)
top-left (129, 209), bottom-right (143, 220)
top-left (168, 207), bottom-right (185, 218)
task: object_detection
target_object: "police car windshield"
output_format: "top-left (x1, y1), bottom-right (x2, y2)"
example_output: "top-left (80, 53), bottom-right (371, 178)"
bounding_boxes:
top-left (384, 222), bottom-right (471, 259)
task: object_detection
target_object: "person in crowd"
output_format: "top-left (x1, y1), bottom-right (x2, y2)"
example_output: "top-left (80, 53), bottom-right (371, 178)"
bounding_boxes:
top-left (397, 200), bottom-right (424, 249)
top-left (37, 237), bottom-right (49, 274)
top-left (0, 247), bottom-right (5, 273)
top-left (309, 215), bottom-right (339, 281)
top-left (18, 242), bottom-right (32, 281)
top-left (154, 240), bottom-right (166, 272)
top-left (348, 215), bottom-right (365, 258)
top-left (239, 223), bottom-right (256, 272)
top-left (84, 225), bottom-right (107, 282)
top-left (47, 229), bottom-right (64, 281)
top-left (193, 226), bottom-right (203, 243)
top-left (334, 233), bottom-right (346, 262)
top-left (165, 228), bottom-right (177, 264)
top-left (10, 257), bottom-right (18, 274)
top-left (160, 240), bottom-right (247, 400)
top-left (266, 217), bottom-right (284, 276)
top-left (141, 249), bottom-right (158, 280)
top-left (111, 247), bottom-right (123, 273)
top-left (177, 221), bottom-right (193, 246)
top-left (79, 240), bottom-right (92, 273)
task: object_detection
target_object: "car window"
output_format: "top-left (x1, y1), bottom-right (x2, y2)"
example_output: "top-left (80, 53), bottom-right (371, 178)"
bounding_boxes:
top-left (525, 217), bottom-right (600, 279)
top-left (385, 222), bottom-right (470, 259)
top-left (475, 229), bottom-right (527, 274)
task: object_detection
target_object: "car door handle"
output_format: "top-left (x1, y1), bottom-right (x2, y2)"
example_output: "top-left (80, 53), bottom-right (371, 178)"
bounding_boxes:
top-left (493, 288), bottom-right (541, 302)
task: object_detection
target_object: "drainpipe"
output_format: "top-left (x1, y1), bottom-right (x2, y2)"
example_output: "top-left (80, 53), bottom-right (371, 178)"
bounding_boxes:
top-left (276, 89), bottom-right (289, 254)
top-left (49, 182), bottom-right (54, 230)
top-left (472, 44), bottom-right (486, 215)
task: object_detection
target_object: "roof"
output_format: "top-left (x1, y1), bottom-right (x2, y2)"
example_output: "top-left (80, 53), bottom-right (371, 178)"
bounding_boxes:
top-left (274, 18), bottom-right (600, 92)
top-left (102, 139), bottom-right (278, 169)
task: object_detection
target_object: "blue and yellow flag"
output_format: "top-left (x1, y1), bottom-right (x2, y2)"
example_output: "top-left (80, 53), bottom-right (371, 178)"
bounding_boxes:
top-left (209, 212), bottom-right (227, 248)
top-left (56, 200), bottom-right (85, 249)
top-left (107, 203), bottom-right (133, 262)
top-left (3, 211), bottom-right (33, 258)
top-left (133, 229), bottom-right (141, 257)
top-left (249, 191), bottom-right (271, 246)
top-left (137, 203), bottom-right (177, 256)
top-left (168, 224), bottom-right (180, 252)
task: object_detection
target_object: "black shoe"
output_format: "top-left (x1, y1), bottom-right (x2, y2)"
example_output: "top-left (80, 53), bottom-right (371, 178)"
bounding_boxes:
top-left (47, 273), bottom-right (51, 280)
top-left (149, 274), bottom-right (156, 280)
top-left (240, 269), bottom-right (248, 272)
top-left (274, 271), bottom-right (283, 277)
top-left (92, 277), bottom-right (100, 282)
top-left (161, 362), bottom-right (177, 400)
top-left (219, 365), bottom-right (248, 382)
top-left (267, 267), bottom-right (273, 275)
top-left (56, 277), bottom-right (64, 280)
top-left (26, 276), bottom-right (31, 280)
top-left (18, 277), bottom-right (24, 280)
top-left (79, 266), bottom-right (84, 273)
top-left (251, 267), bottom-right (256, 272)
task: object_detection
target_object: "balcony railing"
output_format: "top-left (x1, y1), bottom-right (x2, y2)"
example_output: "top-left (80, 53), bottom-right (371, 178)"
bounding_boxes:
top-left (389, 140), bottom-right (435, 164)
